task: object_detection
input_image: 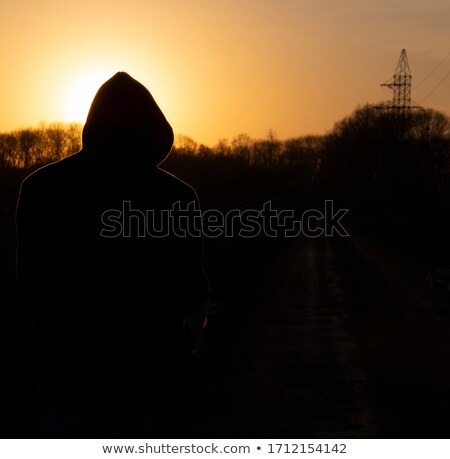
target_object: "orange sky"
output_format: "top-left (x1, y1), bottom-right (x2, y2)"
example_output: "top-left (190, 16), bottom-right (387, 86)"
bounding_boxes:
top-left (1, 0), bottom-right (449, 145)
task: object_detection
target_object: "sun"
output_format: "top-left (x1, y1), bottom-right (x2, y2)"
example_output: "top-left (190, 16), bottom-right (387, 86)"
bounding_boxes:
top-left (63, 71), bottom-right (109, 123)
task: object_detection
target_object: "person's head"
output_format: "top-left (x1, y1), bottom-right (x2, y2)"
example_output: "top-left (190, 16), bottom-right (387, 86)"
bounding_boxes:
top-left (82, 72), bottom-right (173, 167)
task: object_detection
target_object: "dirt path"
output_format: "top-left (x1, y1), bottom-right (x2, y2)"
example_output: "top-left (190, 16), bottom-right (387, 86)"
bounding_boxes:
top-left (239, 237), bottom-right (379, 438)
top-left (182, 233), bottom-right (450, 438)
top-left (335, 228), bottom-right (450, 438)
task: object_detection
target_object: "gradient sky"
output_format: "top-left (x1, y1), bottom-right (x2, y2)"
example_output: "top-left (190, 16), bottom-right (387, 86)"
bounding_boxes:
top-left (1, 0), bottom-right (449, 145)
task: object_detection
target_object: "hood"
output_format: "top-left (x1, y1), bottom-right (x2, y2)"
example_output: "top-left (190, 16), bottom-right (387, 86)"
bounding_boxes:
top-left (82, 72), bottom-right (173, 166)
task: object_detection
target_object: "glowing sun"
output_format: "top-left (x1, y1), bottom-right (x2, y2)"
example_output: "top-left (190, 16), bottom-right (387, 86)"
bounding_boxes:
top-left (64, 71), bottom-right (109, 123)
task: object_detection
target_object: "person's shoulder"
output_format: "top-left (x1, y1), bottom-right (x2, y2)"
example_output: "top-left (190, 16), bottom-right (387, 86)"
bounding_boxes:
top-left (18, 153), bottom-right (85, 207)
top-left (154, 167), bottom-right (198, 197)
top-left (21, 151), bottom-right (85, 190)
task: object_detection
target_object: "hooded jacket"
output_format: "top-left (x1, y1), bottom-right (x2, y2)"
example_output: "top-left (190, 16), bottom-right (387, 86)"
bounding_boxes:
top-left (16, 72), bottom-right (209, 419)
top-left (82, 72), bottom-right (173, 164)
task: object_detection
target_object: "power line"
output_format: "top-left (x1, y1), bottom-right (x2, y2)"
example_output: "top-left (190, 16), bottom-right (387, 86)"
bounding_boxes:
top-left (413, 48), bottom-right (450, 89)
top-left (420, 68), bottom-right (450, 103)
top-left (415, 36), bottom-right (450, 55)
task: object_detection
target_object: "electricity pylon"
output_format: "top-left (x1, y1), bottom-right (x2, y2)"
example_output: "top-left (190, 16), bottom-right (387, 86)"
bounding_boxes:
top-left (377, 49), bottom-right (422, 116)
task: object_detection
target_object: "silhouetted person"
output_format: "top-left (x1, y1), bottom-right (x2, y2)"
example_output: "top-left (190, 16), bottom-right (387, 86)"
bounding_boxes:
top-left (16, 72), bottom-right (209, 437)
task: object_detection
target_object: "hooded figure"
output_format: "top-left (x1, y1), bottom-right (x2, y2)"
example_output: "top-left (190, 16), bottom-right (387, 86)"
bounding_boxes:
top-left (16, 72), bottom-right (209, 436)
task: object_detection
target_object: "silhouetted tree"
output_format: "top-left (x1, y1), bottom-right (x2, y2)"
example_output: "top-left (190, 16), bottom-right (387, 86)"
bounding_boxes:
top-left (231, 133), bottom-right (253, 164)
top-left (283, 135), bottom-right (323, 184)
top-left (252, 130), bottom-right (281, 167)
top-left (0, 123), bottom-right (82, 170)
top-left (213, 138), bottom-right (230, 157)
top-left (174, 134), bottom-right (198, 155)
top-left (319, 103), bottom-right (450, 209)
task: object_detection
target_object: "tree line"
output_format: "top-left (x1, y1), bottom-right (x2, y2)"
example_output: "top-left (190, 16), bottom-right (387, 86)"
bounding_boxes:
top-left (0, 122), bottom-right (82, 169)
top-left (321, 105), bottom-right (450, 209)
top-left (1, 105), bottom-right (449, 209)
top-left (0, 122), bottom-right (325, 173)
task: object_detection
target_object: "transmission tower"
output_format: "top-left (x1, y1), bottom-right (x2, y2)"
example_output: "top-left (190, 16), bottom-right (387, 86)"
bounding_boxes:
top-left (377, 49), bottom-right (422, 116)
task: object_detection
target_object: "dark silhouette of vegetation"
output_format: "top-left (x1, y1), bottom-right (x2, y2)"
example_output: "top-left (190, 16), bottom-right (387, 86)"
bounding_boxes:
top-left (321, 105), bottom-right (450, 209)
top-left (1, 105), bottom-right (449, 248)
top-left (3, 106), bottom-right (447, 213)
top-left (0, 123), bottom-right (82, 169)
top-left (320, 104), bottom-right (450, 269)
top-left (1, 105), bottom-right (449, 251)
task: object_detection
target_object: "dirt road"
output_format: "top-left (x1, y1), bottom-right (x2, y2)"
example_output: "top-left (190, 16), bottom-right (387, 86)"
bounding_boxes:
top-left (7, 229), bottom-right (450, 438)
top-left (181, 233), bottom-right (450, 438)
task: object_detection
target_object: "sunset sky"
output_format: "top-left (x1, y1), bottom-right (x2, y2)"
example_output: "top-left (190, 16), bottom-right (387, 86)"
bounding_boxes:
top-left (1, 0), bottom-right (449, 145)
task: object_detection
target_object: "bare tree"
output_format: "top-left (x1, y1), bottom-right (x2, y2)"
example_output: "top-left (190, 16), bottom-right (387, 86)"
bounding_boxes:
top-left (174, 135), bottom-right (198, 155)
top-left (231, 133), bottom-right (253, 164)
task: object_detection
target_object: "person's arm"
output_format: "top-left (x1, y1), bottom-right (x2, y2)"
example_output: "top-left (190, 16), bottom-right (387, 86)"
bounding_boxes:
top-left (16, 178), bottom-right (34, 291)
top-left (16, 177), bottom-right (50, 302)
top-left (179, 191), bottom-right (210, 316)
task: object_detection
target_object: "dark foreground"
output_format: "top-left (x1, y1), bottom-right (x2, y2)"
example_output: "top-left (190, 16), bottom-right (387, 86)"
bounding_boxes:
top-left (3, 229), bottom-right (450, 438)
top-left (181, 232), bottom-right (450, 438)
